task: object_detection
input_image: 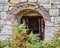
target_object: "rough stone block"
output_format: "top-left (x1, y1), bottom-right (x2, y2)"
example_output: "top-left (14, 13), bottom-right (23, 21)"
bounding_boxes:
top-left (0, 0), bottom-right (8, 3)
top-left (56, 5), bottom-right (60, 8)
top-left (0, 24), bottom-right (2, 28)
top-left (0, 12), bottom-right (1, 17)
top-left (51, 17), bottom-right (55, 23)
top-left (0, 20), bottom-right (5, 28)
top-left (0, 0), bottom-right (4, 3)
top-left (45, 34), bottom-right (54, 40)
top-left (0, 7), bottom-right (3, 11)
top-left (55, 17), bottom-right (60, 24)
top-left (1, 12), bottom-right (7, 19)
top-left (38, 0), bottom-right (50, 4)
top-left (52, 5), bottom-right (60, 8)
top-left (45, 22), bottom-right (54, 26)
top-left (8, 6), bottom-right (13, 11)
top-left (28, 0), bottom-right (37, 2)
top-left (40, 4), bottom-right (51, 8)
top-left (10, 0), bottom-right (19, 4)
top-left (45, 27), bottom-right (60, 40)
top-left (0, 4), bottom-right (3, 11)
top-left (49, 9), bottom-right (59, 16)
top-left (6, 21), bottom-right (13, 25)
top-left (0, 36), bottom-right (8, 41)
top-left (3, 6), bottom-right (9, 11)
top-left (3, 25), bottom-right (12, 30)
top-left (4, 0), bottom-right (8, 3)
top-left (51, 0), bottom-right (60, 4)
top-left (0, 28), bottom-right (2, 33)
top-left (0, 20), bottom-right (4, 25)
top-left (1, 29), bottom-right (12, 35)
top-left (51, 5), bottom-right (57, 8)
top-left (19, 0), bottom-right (27, 2)
top-left (45, 27), bottom-right (56, 35)
top-left (45, 27), bottom-right (57, 40)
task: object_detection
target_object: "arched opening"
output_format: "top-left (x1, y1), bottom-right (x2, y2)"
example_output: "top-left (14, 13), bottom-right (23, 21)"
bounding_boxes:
top-left (20, 10), bottom-right (45, 40)
top-left (7, 2), bottom-right (51, 40)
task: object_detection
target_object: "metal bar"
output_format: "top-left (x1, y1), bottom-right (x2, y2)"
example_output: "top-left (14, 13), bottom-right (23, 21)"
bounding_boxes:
top-left (37, 0), bottom-right (38, 3)
top-left (38, 18), bottom-right (40, 38)
top-left (27, 0), bottom-right (28, 2)
top-left (26, 17), bottom-right (29, 29)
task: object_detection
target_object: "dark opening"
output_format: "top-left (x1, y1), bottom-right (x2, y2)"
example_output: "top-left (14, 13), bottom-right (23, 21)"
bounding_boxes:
top-left (21, 16), bottom-right (45, 40)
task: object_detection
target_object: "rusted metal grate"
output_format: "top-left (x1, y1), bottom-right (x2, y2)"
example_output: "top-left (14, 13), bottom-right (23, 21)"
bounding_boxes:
top-left (21, 16), bottom-right (45, 40)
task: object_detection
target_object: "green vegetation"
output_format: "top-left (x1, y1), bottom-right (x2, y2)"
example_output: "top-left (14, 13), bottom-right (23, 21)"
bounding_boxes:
top-left (0, 24), bottom-right (60, 48)
top-left (0, 41), bottom-right (8, 48)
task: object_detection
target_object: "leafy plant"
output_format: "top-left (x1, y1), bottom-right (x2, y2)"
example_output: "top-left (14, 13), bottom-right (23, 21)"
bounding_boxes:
top-left (7, 24), bottom-right (40, 48)
top-left (3, 24), bottom-right (60, 48)
top-left (28, 32), bottom-right (39, 43)
top-left (0, 41), bottom-right (8, 48)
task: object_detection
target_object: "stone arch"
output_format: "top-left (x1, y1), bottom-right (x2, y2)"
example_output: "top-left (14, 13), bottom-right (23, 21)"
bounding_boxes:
top-left (19, 9), bottom-right (42, 16)
top-left (7, 2), bottom-right (51, 22)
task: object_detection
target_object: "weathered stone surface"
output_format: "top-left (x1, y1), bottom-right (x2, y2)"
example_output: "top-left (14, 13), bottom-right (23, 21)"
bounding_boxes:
top-left (40, 4), bottom-right (51, 8)
top-left (51, 5), bottom-right (57, 8)
top-left (51, 0), bottom-right (60, 4)
top-left (56, 5), bottom-right (60, 8)
top-left (3, 25), bottom-right (12, 30)
top-left (4, 0), bottom-right (8, 3)
top-left (52, 5), bottom-right (60, 8)
top-left (8, 6), bottom-right (13, 11)
top-left (55, 17), bottom-right (60, 25)
top-left (28, 0), bottom-right (37, 2)
top-left (1, 25), bottom-right (12, 35)
top-left (6, 21), bottom-right (13, 25)
top-left (1, 29), bottom-right (12, 35)
top-left (0, 0), bottom-right (8, 3)
top-left (45, 17), bottom-right (55, 27)
top-left (0, 7), bottom-right (3, 11)
top-left (19, 0), bottom-right (27, 2)
top-left (49, 9), bottom-right (59, 16)
top-left (51, 17), bottom-right (55, 23)
top-left (45, 27), bottom-right (57, 40)
top-left (0, 20), bottom-right (5, 28)
top-left (45, 27), bottom-right (59, 40)
top-left (1, 12), bottom-right (7, 19)
top-left (0, 36), bottom-right (8, 41)
top-left (38, 0), bottom-right (50, 4)
top-left (45, 34), bottom-right (54, 40)
top-left (0, 4), bottom-right (3, 11)
top-left (3, 6), bottom-right (9, 11)
top-left (0, 0), bottom-right (4, 3)
top-left (45, 27), bottom-right (56, 34)
top-left (45, 22), bottom-right (54, 26)
top-left (10, 0), bottom-right (19, 4)
top-left (0, 12), bottom-right (1, 19)
top-left (0, 20), bottom-right (4, 25)
top-left (0, 28), bottom-right (2, 33)
top-left (0, 24), bottom-right (2, 28)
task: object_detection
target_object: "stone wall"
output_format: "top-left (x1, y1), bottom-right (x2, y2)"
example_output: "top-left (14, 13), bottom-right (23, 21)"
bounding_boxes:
top-left (0, 0), bottom-right (12, 41)
top-left (0, 0), bottom-right (60, 41)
